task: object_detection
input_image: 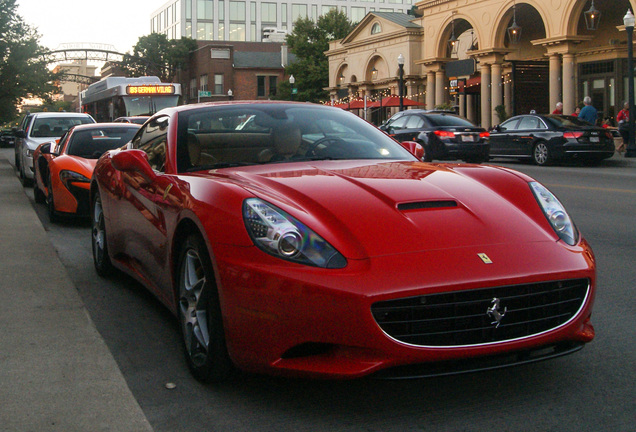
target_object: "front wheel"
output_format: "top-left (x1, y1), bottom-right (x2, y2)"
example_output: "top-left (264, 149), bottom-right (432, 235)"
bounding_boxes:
top-left (91, 190), bottom-right (114, 276)
top-left (178, 235), bottom-right (234, 383)
top-left (533, 141), bottom-right (551, 165)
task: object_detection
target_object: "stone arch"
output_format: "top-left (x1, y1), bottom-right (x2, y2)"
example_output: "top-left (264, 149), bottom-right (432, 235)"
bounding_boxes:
top-left (365, 54), bottom-right (389, 82)
top-left (435, 16), bottom-right (478, 59)
top-left (492, 2), bottom-right (547, 56)
top-left (563, 0), bottom-right (635, 36)
top-left (335, 63), bottom-right (349, 86)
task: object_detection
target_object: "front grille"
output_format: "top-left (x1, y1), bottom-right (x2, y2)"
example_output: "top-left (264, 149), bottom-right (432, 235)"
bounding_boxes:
top-left (371, 279), bottom-right (589, 347)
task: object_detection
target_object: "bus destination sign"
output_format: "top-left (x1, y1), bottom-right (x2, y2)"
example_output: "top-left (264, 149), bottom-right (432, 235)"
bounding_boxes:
top-left (126, 85), bottom-right (175, 95)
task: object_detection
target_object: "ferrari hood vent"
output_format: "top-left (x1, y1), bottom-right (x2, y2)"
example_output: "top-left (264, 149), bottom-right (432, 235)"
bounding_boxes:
top-left (397, 200), bottom-right (458, 211)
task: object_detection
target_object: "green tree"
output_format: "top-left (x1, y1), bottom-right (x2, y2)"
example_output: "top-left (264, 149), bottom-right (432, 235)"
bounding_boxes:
top-left (0, 0), bottom-right (60, 124)
top-left (120, 33), bottom-right (198, 82)
top-left (284, 9), bottom-right (355, 102)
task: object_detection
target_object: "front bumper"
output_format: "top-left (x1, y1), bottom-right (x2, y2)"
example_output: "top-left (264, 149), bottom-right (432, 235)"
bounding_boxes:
top-left (212, 238), bottom-right (596, 379)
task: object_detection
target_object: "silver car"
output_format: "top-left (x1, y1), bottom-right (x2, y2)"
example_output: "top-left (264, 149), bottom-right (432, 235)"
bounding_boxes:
top-left (14, 112), bottom-right (95, 185)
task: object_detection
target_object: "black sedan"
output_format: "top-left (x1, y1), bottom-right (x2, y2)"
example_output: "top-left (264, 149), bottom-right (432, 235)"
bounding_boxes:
top-left (489, 114), bottom-right (615, 165)
top-left (379, 110), bottom-right (489, 163)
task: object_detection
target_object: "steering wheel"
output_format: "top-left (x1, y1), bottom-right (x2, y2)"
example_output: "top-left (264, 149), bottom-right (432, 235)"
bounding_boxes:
top-left (306, 136), bottom-right (348, 157)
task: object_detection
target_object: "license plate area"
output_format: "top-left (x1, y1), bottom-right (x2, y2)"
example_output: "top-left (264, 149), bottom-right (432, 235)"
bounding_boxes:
top-left (461, 134), bottom-right (475, 142)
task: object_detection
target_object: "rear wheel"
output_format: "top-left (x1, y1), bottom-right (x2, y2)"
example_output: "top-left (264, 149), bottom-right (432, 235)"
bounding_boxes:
top-left (91, 190), bottom-right (114, 276)
top-left (34, 182), bottom-right (46, 204)
top-left (177, 234), bottom-right (234, 383)
top-left (533, 141), bottom-right (551, 165)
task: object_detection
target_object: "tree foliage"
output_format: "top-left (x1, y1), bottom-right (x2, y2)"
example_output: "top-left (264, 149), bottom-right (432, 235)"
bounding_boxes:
top-left (0, 0), bottom-right (60, 124)
top-left (284, 9), bottom-right (355, 102)
top-left (119, 33), bottom-right (198, 82)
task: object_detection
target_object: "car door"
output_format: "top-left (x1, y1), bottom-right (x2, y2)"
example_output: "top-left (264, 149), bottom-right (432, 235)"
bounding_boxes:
top-left (515, 115), bottom-right (543, 157)
top-left (489, 117), bottom-right (520, 156)
top-left (116, 115), bottom-right (177, 298)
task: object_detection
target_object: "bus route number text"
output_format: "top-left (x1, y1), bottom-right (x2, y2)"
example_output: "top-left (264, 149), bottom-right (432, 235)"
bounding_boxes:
top-left (127, 85), bottom-right (175, 95)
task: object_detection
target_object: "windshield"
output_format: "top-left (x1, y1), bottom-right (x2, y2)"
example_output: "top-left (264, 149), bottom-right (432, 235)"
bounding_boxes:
top-left (426, 114), bottom-right (476, 127)
top-left (30, 116), bottom-right (94, 138)
top-left (123, 96), bottom-right (179, 116)
top-left (177, 103), bottom-right (417, 172)
top-left (66, 126), bottom-right (139, 159)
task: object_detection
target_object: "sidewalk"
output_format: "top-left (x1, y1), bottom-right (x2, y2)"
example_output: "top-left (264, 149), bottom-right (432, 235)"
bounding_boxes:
top-left (0, 157), bottom-right (153, 431)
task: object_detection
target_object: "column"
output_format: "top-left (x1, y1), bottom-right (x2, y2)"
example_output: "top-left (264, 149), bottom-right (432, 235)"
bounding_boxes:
top-left (426, 71), bottom-right (435, 110)
top-left (480, 63), bottom-right (491, 129)
top-left (549, 54), bottom-right (562, 111)
top-left (562, 53), bottom-right (576, 115)
top-left (467, 94), bottom-right (475, 122)
top-left (491, 63), bottom-right (503, 124)
top-left (459, 91), bottom-right (466, 118)
top-left (504, 76), bottom-right (512, 117)
top-left (435, 70), bottom-right (446, 107)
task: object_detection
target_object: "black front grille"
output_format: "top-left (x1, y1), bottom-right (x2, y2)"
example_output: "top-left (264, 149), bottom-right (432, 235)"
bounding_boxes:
top-left (371, 279), bottom-right (589, 347)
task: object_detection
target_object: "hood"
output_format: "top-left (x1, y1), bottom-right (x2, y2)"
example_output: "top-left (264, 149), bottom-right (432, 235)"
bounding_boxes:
top-left (25, 137), bottom-right (57, 150)
top-left (57, 155), bottom-right (98, 177)
top-left (218, 161), bottom-right (555, 259)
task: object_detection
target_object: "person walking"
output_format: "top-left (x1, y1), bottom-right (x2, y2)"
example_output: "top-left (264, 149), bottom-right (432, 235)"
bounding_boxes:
top-left (578, 96), bottom-right (598, 125)
top-left (616, 101), bottom-right (629, 155)
top-left (552, 102), bottom-right (563, 114)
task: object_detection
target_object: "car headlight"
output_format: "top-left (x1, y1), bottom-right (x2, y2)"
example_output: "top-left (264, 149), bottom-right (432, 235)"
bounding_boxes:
top-left (243, 198), bottom-right (347, 269)
top-left (530, 182), bottom-right (578, 246)
top-left (60, 170), bottom-right (90, 190)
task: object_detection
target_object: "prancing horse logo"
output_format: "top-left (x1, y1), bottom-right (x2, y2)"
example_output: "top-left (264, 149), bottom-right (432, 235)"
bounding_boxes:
top-left (487, 298), bottom-right (507, 328)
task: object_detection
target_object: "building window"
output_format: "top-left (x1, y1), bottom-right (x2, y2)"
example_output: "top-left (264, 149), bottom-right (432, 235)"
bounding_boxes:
top-left (218, 23), bottom-right (225, 40)
top-left (210, 48), bottom-right (231, 59)
top-left (282, 3), bottom-right (287, 26)
top-left (261, 2), bottom-right (277, 22)
top-left (219, 0), bottom-right (224, 20)
top-left (269, 76), bottom-right (278, 97)
top-left (257, 76), bottom-right (265, 97)
top-left (197, 0), bottom-right (213, 19)
top-left (200, 74), bottom-right (208, 92)
top-left (230, 1), bottom-right (245, 20)
top-left (322, 5), bottom-right (337, 15)
top-left (197, 22), bottom-right (213, 40)
top-left (229, 23), bottom-right (246, 41)
top-left (186, 0), bottom-right (192, 19)
top-left (351, 7), bottom-right (365, 23)
top-left (185, 20), bottom-right (192, 38)
top-left (371, 23), bottom-right (381, 34)
top-left (292, 4), bottom-right (308, 21)
top-left (214, 74), bottom-right (224, 94)
top-left (190, 78), bottom-right (197, 99)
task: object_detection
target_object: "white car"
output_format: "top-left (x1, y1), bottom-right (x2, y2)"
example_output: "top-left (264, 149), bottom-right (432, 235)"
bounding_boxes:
top-left (14, 112), bottom-right (95, 185)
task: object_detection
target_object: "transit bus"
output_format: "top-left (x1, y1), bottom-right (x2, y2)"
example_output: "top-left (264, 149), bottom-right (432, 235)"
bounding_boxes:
top-left (80, 76), bottom-right (181, 122)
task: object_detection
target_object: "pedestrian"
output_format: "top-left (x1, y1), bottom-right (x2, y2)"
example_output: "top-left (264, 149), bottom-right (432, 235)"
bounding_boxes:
top-left (616, 101), bottom-right (629, 154)
top-left (552, 102), bottom-right (563, 114)
top-left (578, 96), bottom-right (598, 125)
top-left (572, 106), bottom-right (581, 116)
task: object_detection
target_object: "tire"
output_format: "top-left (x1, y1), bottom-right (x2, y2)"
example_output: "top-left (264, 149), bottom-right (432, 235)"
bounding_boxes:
top-left (177, 234), bottom-right (234, 383)
top-left (34, 184), bottom-right (46, 204)
top-left (19, 162), bottom-right (33, 187)
top-left (422, 145), bottom-right (433, 162)
top-left (46, 177), bottom-right (59, 223)
top-left (533, 141), bottom-right (551, 166)
top-left (91, 190), bottom-right (115, 276)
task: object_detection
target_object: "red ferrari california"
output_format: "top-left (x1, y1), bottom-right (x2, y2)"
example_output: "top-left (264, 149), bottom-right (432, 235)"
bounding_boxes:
top-left (91, 102), bottom-right (595, 382)
top-left (34, 123), bottom-right (140, 221)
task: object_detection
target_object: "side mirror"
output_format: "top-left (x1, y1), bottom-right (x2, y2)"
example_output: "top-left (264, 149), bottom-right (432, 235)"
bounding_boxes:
top-left (400, 141), bottom-right (425, 160)
top-left (111, 149), bottom-right (156, 184)
top-left (40, 142), bottom-right (52, 154)
top-left (14, 129), bottom-right (26, 138)
top-left (491, 125), bottom-right (502, 132)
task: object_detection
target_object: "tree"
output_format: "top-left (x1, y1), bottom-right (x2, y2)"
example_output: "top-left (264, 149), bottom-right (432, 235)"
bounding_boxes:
top-left (119, 33), bottom-right (198, 82)
top-left (284, 9), bottom-right (355, 102)
top-left (0, 0), bottom-right (60, 124)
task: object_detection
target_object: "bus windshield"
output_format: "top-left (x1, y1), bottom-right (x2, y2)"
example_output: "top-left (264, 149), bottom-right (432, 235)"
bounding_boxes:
top-left (123, 95), bottom-right (180, 117)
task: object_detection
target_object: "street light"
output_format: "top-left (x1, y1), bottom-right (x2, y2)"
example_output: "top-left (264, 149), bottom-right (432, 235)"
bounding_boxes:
top-left (397, 53), bottom-right (405, 112)
top-left (584, 0), bottom-right (601, 31)
top-left (227, 89), bottom-right (233, 101)
top-left (625, 9), bottom-right (636, 157)
top-left (289, 75), bottom-right (295, 101)
top-left (507, 1), bottom-right (522, 44)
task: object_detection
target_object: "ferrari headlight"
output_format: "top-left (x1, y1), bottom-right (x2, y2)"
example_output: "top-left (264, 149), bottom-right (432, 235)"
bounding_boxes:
top-left (530, 182), bottom-right (578, 246)
top-left (60, 170), bottom-right (90, 190)
top-left (243, 198), bottom-right (347, 268)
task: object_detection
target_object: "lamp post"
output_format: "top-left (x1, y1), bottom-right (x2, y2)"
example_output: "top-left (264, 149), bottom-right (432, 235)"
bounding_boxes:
top-left (227, 89), bottom-right (233, 101)
top-left (625, 9), bottom-right (635, 157)
top-left (398, 53), bottom-right (405, 112)
top-left (289, 75), bottom-right (295, 101)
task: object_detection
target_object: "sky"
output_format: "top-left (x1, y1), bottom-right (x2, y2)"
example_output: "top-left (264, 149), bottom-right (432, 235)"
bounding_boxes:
top-left (16, 0), bottom-right (163, 53)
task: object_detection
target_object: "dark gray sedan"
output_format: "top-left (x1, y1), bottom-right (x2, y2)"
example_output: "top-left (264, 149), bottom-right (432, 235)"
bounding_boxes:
top-left (489, 114), bottom-right (615, 165)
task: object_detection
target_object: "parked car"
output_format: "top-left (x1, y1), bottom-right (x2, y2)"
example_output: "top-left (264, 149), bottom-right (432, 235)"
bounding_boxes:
top-left (379, 109), bottom-right (490, 163)
top-left (489, 114), bottom-right (615, 165)
top-left (14, 112), bottom-right (95, 185)
top-left (0, 130), bottom-right (16, 147)
top-left (33, 123), bottom-right (140, 221)
top-left (114, 116), bottom-right (149, 125)
top-left (91, 101), bottom-right (595, 382)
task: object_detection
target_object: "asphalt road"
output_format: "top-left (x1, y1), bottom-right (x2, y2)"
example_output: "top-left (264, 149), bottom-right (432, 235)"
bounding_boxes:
top-left (3, 147), bottom-right (634, 432)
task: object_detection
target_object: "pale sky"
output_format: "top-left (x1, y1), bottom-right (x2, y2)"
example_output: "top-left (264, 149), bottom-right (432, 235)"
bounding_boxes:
top-left (16, 0), bottom-right (163, 53)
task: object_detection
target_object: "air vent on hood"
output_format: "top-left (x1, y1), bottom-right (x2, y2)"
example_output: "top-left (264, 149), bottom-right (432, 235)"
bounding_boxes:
top-left (397, 200), bottom-right (458, 211)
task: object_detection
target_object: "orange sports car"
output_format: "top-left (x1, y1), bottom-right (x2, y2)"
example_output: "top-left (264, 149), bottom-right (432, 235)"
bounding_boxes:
top-left (34, 122), bottom-right (140, 221)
